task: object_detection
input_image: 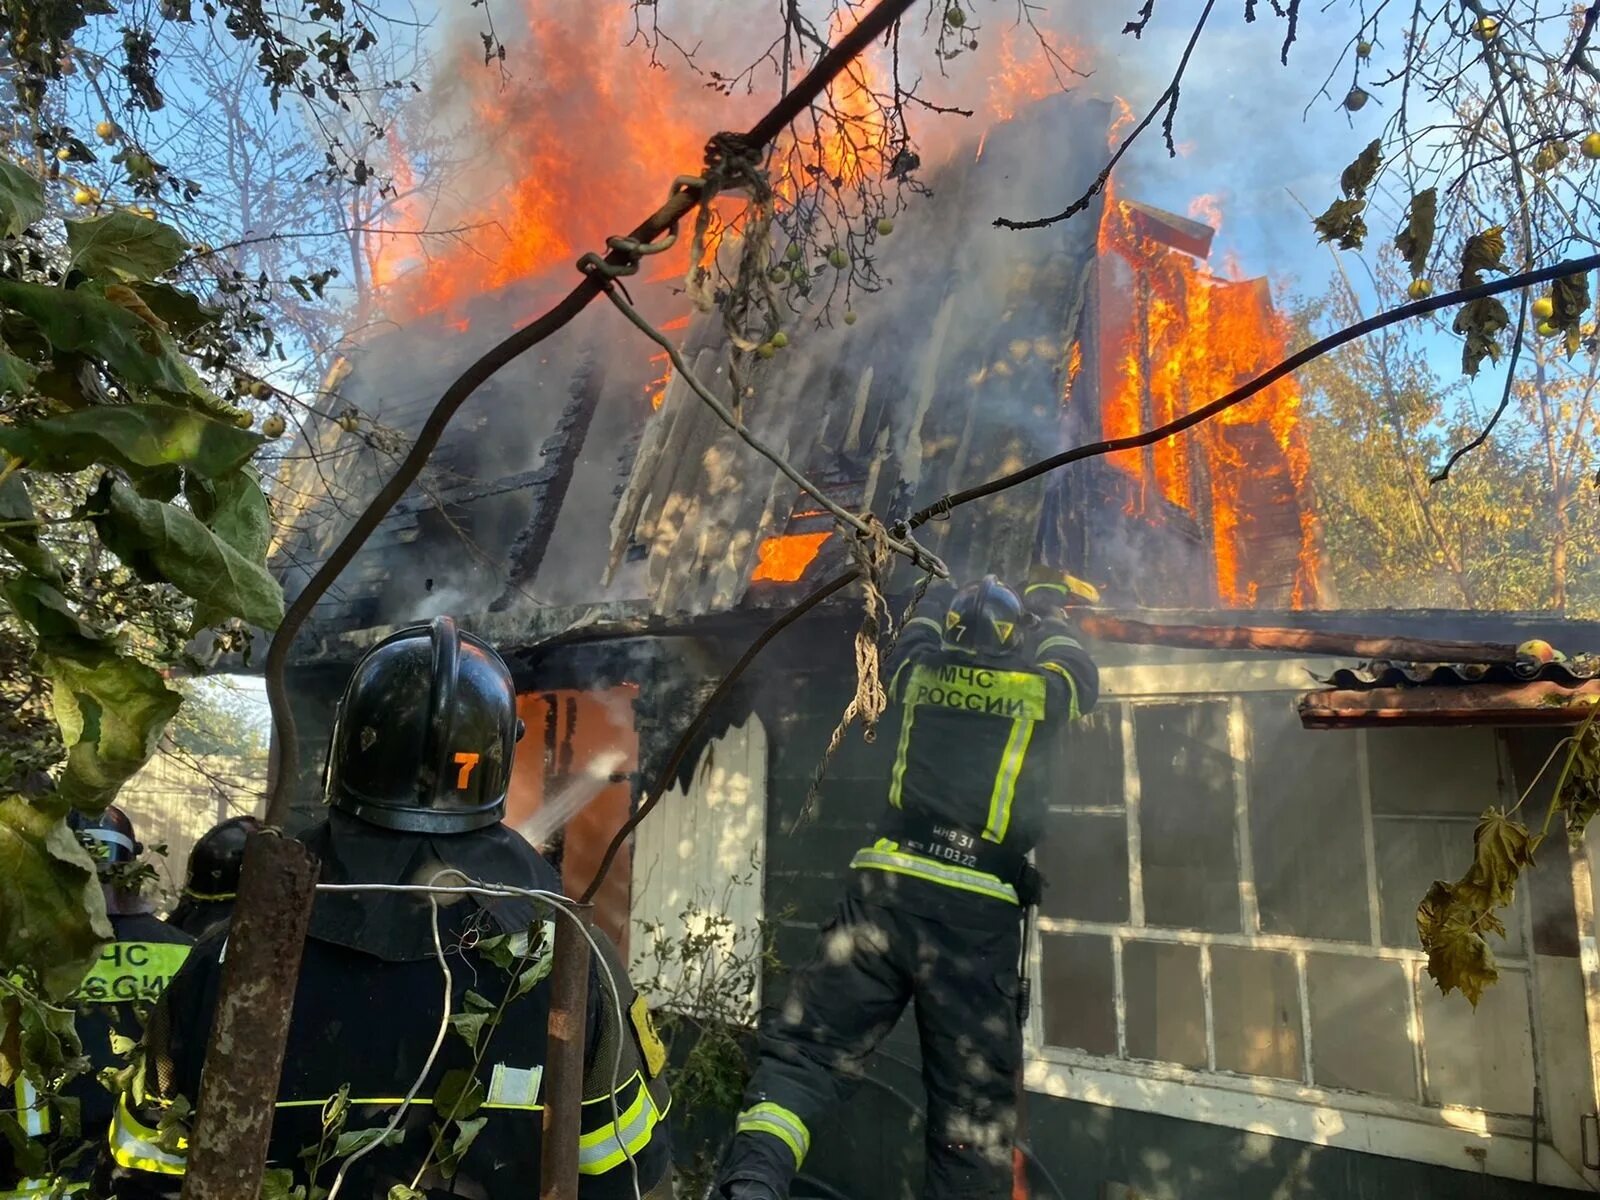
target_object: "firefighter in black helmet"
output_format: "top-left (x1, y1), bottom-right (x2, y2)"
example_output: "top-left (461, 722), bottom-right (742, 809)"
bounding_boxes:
top-left (718, 575), bottom-right (1099, 1200)
top-left (166, 815), bottom-right (263, 939)
top-left (104, 617), bottom-right (672, 1199)
top-left (3, 807), bottom-right (193, 1199)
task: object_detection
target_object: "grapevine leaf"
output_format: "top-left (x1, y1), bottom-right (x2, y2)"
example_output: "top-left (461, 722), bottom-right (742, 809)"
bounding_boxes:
top-left (0, 404), bottom-right (262, 478)
top-left (1416, 879), bottom-right (1499, 1007)
top-left (0, 795), bottom-right (112, 1000)
top-left (1339, 138), bottom-right (1383, 198)
top-left (67, 211), bottom-right (187, 282)
top-left (1313, 198), bottom-right (1367, 250)
top-left (39, 638), bottom-right (183, 811)
top-left (0, 161), bottom-right (44, 239)
top-left (93, 480), bottom-right (282, 630)
top-left (1394, 188), bottom-right (1437, 277)
top-left (0, 281), bottom-right (189, 394)
top-left (1452, 296), bottom-right (1511, 376)
top-left (1470, 809), bottom-right (1539, 910)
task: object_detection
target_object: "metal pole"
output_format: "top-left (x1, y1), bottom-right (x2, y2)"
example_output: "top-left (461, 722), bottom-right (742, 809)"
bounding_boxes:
top-left (180, 832), bottom-right (318, 1200)
top-left (540, 904), bottom-right (592, 1200)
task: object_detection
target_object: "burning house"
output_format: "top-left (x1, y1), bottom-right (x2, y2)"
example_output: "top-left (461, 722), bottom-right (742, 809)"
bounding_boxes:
top-left (269, 88), bottom-right (1600, 1198)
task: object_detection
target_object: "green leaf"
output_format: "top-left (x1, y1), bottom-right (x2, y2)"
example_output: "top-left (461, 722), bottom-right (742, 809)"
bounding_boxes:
top-left (186, 467), bottom-right (270, 562)
top-left (0, 796), bottom-right (113, 1000)
top-left (447, 1010), bottom-right (490, 1053)
top-left (0, 1111), bottom-right (50, 1179)
top-left (387, 1186), bottom-right (425, 1200)
top-left (0, 281), bottom-right (190, 394)
top-left (4, 575), bottom-right (105, 642)
top-left (1339, 138), bottom-right (1383, 199)
top-left (1394, 188), bottom-right (1437, 277)
top-left (261, 1167), bottom-right (306, 1200)
top-left (330, 1125), bottom-right (403, 1158)
top-left (0, 404), bottom-right (262, 478)
top-left (1313, 198), bottom-right (1367, 250)
top-left (93, 480), bottom-right (284, 630)
top-left (1452, 296), bottom-right (1511, 376)
top-left (130, 283), bottom-right (220, 337)
top-left (0, 161), bottom-right (44, 239)
top-left (433, 1069), bottom-right (485, 1121)
top-left (1471, 809), bottom-right (1539, 910)
top-left (1417, 879), bottom-right (1499, 1007)
top-left (435, 1115), bottom-right (486, 1179)
top-left (0, 341), bottom-right (38, 398)
top-left (109, 1032), bottom-right (137, 1058)
top-left (67, 211), bottom-right (187, 282)
top-left (0, 474), bottom-right (64, 585)
top-left (39, 638), bottom-right (184, 811)
top-left (462, 990), bottom-right (495, 1013)
top-left (509, 953), bottom-right (554, 1001)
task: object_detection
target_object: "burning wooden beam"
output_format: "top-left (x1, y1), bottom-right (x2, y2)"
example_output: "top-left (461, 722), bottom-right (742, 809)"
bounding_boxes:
top-left (1074, 614), bottom-right (1523, 665)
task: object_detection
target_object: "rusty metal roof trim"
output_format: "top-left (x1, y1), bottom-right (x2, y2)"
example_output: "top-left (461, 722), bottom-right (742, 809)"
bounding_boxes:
top-left (1299, 679), bottom-right (1600, 728)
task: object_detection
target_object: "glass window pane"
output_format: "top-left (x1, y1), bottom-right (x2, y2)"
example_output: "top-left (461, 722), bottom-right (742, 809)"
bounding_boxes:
top-left (1040, 933), bottom-right (1116, 1056)
top-left (1375, 817), bottom-right (1525, 956)
top-left (1419, 969), bottom-right (1535, 1114)
top-left (1123, 941), bottom-right (1206, 1069)
top-left (1244, 695), bottom-right (1369, 943)
top-left (1307, 955), bottom-right (1416, 1100)
top-left (1047, 704), bottom-right (1124, 809)
top-left (1210, 946), bottom-right (1303, 1082)
top-left (1508, 730), bottom-right (1581, 957)
top-left (1367, 728), bottom-right (1505, 815)
top-left (1039, 814), bottom-right (1128, 923)
top-left (1135, 703), bottom-right (1239, 933)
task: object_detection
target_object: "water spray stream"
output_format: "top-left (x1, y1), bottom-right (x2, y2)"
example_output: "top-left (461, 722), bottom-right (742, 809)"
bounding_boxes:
top-left (516, 749), bottom-right (629, 851)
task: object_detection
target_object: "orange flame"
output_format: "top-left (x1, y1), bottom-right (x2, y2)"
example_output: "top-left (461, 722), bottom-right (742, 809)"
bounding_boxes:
top-left (751, 532), bottom-right (831, 583)
top-left (1097, 175), bottom-right (1318, 608)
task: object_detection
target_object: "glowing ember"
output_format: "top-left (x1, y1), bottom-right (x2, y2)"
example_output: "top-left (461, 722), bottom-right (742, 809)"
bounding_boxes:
top-left (751, 532), bottom-right (831, 583)
top-left (1097, 174), bottom-right (1318, 608)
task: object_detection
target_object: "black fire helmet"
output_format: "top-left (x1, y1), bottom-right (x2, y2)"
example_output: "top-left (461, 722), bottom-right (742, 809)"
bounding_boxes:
top-left (944, 574), bottom-right (1027, 654)
top-left (68, 805), bottom-right (141, 871)
top-left (324, 616), bottom-right (525, 834)
top-left (182, 815), bottom-right (263, 900)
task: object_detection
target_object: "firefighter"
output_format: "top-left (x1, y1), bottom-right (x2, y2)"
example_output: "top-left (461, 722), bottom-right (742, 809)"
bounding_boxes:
top-left (717, 575), bottom-right (1099, 1200)
top-left (165, 815), bottom-right (262, 939)
top-left (101, 617), bottom-right (672, 1199)
top-left (3, 807), bottom-right (194, 1198)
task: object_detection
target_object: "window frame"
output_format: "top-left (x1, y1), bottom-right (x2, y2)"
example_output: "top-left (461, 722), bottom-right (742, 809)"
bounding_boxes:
top-left (1024, 657), bottom-right (1585, 1188)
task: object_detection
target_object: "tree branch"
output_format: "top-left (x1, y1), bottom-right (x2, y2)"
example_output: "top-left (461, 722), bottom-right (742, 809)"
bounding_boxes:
top-left (993, 0), bottom-right (1217, 231)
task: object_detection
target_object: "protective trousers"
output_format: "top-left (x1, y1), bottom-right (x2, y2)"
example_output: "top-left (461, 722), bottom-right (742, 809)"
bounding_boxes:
top-left (720, 892), bottom-right (1023, 1199)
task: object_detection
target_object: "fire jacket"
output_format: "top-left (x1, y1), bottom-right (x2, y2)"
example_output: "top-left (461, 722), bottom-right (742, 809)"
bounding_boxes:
top-left (851, 583), bottom-right (1099, 911)
top-left (3, 912), bottom-right (193, 1199)
top-left (100, 820), bottom-right (672, 1200)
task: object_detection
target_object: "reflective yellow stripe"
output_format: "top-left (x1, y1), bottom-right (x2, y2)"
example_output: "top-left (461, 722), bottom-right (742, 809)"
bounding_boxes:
top-left (577, 1083), bottom-right (661, 1175)
top-left (109, 1094), bottom-right (187, 1176)
top-left (78, 943), bottom-right (190, 1005)
top-left (902, 663), bottom-right (1046, 720)
top-left (1039, 661), bottom-right (1081, 718)
top-left (735, 1102), bottom-right (810, 1168)
top-left (887, 696), bottom-right (918, 809)
top-left (983, 718), bottom-right (1034, 844)
top-left (851, 840), bottom-right (1019, 904)
top-left (180, 888), bottom-right (235, 903)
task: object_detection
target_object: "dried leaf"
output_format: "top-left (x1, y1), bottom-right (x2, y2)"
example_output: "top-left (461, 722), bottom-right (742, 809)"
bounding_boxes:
top-left (1470, 809), bottom-right (1540, 909)
top-left (1394, 188), bottom-right (1437, 277)
top-left (103, 284), bottom-right (169, 336)
top-left (1417, 879), bottom-right (1499, 1007)
top-left (1453, 296), bottom-right (1511, 376)
top-left (1313, 198), bottom-right (1368, 250)
top-left (1560, 718), bottom-right (1600, 846)
top-left (1459, 226), bottom-right (1507, 288)
top-left (1340, 139), bottom-right (1383, 198)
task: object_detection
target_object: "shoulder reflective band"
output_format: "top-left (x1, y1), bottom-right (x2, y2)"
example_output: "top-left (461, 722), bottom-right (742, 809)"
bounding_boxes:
top-left (851, 840), bottom-right (1019, 905)
top-left (735, 1102), bottom-right (811, 1169)
top-left (13, 1079), bottom-right (48, 1137)
top-left (77, 942), bottom-right (191, 1004)
top-left (577, 1082), bottom-right (662, 1175)
top-left (109, 1094), bottom-right (188, 1176)
top-left (1039, 661), bottom-right (1081, 719)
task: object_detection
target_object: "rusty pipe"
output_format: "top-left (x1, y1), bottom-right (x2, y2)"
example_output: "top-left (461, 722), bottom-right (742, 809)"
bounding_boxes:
top-left (180, 833), bottom-right (318, 1200)
top-left (540, 904), bottom-right (592, 1200)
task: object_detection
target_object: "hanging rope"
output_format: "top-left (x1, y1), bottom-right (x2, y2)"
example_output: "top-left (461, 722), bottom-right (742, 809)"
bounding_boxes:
top-left (791, 541), bottom-right (936, 834)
